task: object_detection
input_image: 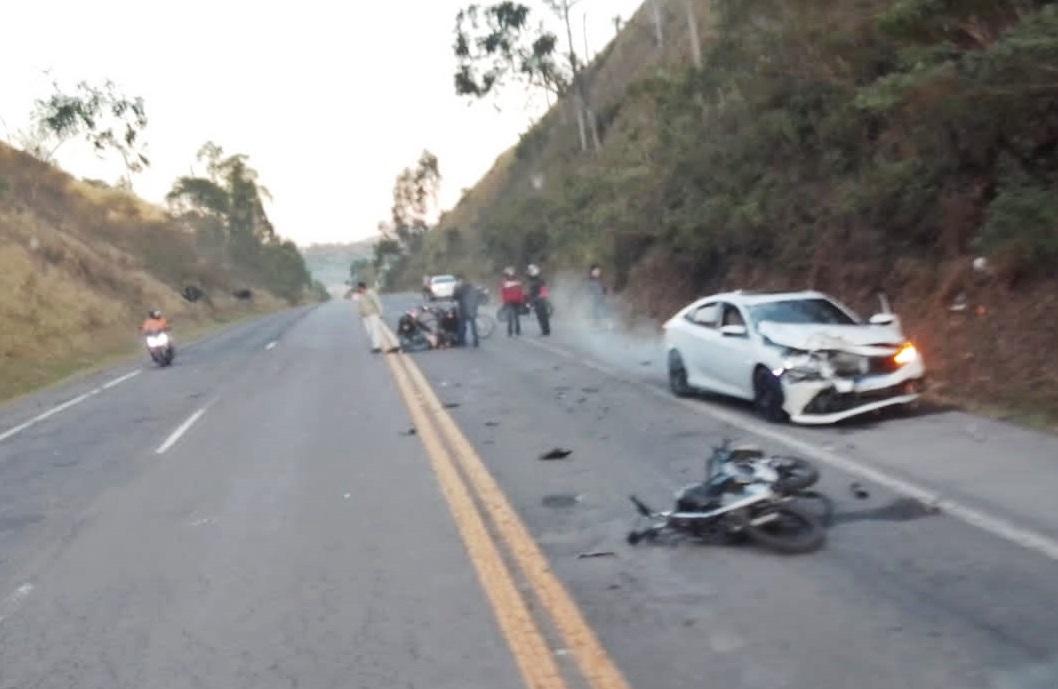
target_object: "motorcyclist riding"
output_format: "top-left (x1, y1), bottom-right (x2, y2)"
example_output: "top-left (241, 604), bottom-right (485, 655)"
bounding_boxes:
top-left (141, 309), bottom-right (169, 334)
top-left (141, 309), bottom-right (175, 366)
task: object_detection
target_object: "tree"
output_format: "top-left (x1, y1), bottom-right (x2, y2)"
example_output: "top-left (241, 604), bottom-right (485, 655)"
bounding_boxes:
top-left (544, 0), bottom-right (600, 151)
top-left (390, 150), bottom-right (442, 247)
top-left (453, 1), bottom-right (600, 152)
top-left (24, 80), bottom-right (149, 180)
top-left (453, 3), bottom-right (567, 99)
top-left (167, 143), bottom-right (310, 303)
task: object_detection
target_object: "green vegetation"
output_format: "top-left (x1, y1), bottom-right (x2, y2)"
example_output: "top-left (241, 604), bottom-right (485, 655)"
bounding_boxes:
top-left (1, 117), bottom-right (316, 400)
top-left (167, 142), bottom-right (312, 304)
top-left (394, 0), bottom-right (1058, 420)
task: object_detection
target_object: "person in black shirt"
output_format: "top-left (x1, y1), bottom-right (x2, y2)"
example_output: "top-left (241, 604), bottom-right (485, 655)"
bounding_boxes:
top-left (453, 275), bottom-right (482, 347)
top-left (526, 264), bottom-right (551, 336)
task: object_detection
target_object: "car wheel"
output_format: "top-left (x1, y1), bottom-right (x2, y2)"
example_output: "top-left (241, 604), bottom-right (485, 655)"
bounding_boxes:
top-left (753, 367), bottom-right (787, 422)
top-left (669, 351), bottom-right (693, 398)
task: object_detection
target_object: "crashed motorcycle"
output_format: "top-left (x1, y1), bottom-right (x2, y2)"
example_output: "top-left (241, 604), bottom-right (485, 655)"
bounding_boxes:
top-left (144, 330), bottom-right (174, 367)
top-left (628, 441), bottom-right (827, 553)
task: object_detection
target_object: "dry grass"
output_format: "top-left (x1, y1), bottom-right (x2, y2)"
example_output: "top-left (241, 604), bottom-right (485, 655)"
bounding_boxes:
top-left (0, 141), bottom-right (286, 402)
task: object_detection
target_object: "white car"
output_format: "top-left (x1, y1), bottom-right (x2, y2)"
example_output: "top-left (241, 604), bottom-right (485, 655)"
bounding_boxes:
top-left (663, 291), bottom-right (926, 424)
top-left (427, 274), bottom-right (458, 300)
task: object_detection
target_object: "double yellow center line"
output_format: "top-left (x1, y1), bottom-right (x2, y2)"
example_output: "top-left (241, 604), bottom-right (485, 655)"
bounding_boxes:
top-left (380, 327), bottom-right (631, 689)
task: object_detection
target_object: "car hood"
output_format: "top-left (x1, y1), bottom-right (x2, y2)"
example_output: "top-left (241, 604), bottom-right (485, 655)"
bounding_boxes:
top-left (758, 321), bottom-right (904, 355)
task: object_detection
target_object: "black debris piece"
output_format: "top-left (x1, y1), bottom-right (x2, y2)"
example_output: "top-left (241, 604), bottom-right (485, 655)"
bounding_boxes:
top-left (581, 387), bottom-right (600, 393)
top-left (577, 551), bottom-right (616, 559)
top-left (640, 360), bottom-right (652, 367)
top-left (485, 421), bottom-right (500, 427)
top-left (540, 448), bottom-right (573, 460)
top-left (443, 402), bottom-right (461, 409)
top-left (400, 428), bottom-right (417, 436)
top-left (850, 482), bottom-right (870, 500)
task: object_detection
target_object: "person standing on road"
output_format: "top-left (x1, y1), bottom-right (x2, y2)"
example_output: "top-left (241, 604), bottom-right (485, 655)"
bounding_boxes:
top-left (354, 281), bottom-right (386, 353)
top-left (526, 264), bottom-right (551, 336)
top-left (587, 264), bottom-right (608, 329)
top-left (500, 267), bottom-right (524, 337)
top-left (453, 275), bottom-right (481, 347)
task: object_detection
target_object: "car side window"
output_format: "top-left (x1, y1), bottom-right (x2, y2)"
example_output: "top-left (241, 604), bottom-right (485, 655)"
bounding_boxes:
top-left (687, 302), bottom-right (720, 328)
top-left (721, 303), bottom-right (745, 328)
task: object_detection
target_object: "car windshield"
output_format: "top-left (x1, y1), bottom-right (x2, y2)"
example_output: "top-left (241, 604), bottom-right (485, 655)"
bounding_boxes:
top-left (432, 276), bottom-right (456, 284)
top-left (749, 298), bottom-right (858, 326)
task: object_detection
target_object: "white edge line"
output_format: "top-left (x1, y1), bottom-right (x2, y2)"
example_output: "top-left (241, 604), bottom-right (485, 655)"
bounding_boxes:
top-left (521, 337), bottom-right (1058, 562)
top-left (102, 369), bottom-right (142, 390)
top-left (0, 390), bottom-right (99, 444)
top-left (155, 408), bottom-right (207, 455)
top-left (0, 369), bottom-right (142, 445)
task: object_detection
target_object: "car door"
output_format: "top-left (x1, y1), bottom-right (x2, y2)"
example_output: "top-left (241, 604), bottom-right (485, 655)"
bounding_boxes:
top-left (680, 301), bottom-right (732, 394)
top-left (714, 303), bottom-right (756, 398)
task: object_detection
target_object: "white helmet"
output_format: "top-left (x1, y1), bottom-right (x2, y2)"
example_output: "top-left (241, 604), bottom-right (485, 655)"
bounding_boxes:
top-left (527, 264), bottom-right (540, 277)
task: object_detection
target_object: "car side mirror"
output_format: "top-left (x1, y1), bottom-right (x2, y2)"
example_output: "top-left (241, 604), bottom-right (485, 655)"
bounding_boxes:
top-left (720, 324), bottom-right (747, 337)
top-left (869, 313), bottom-right (896, 326)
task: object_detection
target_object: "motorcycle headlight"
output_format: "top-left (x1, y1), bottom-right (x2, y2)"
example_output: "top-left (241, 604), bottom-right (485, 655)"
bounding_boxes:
top-left (147, 333), bottom-right (169, 347)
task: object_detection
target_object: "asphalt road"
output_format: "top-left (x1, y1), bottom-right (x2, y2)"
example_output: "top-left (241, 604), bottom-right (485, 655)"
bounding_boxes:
top-left (1, 299), bottom-right (1056, 689)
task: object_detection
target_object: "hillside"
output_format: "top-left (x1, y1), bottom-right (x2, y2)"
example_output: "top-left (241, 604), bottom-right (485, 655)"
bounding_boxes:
top-left (393, 0), bottom-right (1058, 424)
top-left (0, 142), bottom-right (313, 400)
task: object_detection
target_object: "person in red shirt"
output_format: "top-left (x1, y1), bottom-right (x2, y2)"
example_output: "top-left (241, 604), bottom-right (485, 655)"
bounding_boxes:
top-left (500, 267), bottom-right (524, 337)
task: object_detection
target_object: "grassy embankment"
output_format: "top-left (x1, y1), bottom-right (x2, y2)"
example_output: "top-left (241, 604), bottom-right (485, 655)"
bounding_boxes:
top-left (0, 142), bottom-right (293, 402)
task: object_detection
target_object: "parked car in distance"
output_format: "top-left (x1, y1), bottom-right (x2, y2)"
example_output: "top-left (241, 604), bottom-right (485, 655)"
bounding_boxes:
top-left (663, 290), bottom-right (926, 424)
top-left (427, 274), bottom-right (458, 301)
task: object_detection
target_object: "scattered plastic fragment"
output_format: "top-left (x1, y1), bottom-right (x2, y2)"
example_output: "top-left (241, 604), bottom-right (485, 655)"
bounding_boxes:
top-left (540, 448), bottom-right (573, 460)
top-left (577, 551), bottom-right (616, 559)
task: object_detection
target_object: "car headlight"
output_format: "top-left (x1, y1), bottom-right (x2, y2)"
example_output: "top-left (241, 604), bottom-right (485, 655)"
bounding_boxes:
top-left (893, 342), bottom-right (918, 366)
top-left (778, 351), bottom-right (823, 381)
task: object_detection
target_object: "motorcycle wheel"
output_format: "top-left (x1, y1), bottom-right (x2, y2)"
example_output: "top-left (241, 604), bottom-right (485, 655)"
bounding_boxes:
top-left (792, 490), bottom-right (834, 527)
top-left (744, 504), bottom-right (825, 554)
top-left (771, 455), bottom-right (819, 492)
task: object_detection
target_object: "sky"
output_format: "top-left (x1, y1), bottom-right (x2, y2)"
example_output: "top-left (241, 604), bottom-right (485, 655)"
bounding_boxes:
top-left (0, 0), bottom-right (645, 246)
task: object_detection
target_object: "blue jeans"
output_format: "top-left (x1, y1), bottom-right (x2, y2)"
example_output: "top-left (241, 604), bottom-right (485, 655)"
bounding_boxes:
top-left (460, 315), bottom-right (479, 347)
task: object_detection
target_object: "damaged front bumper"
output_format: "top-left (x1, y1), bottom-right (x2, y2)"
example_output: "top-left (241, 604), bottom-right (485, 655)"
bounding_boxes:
top-left (782, 358), bottom-right (927, 425)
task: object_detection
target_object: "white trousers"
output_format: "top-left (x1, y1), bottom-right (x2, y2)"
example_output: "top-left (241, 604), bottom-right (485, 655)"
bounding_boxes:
top-left (362, 314), bottom-right (385, 350)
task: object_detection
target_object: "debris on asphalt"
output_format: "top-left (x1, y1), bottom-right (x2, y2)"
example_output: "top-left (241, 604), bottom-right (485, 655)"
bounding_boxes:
top-left (577, 550), bottom-right (616, 559)
top-left (581, 386), bottom-right (600, 393)
top-left (850, 482), bottom-right (870, 500)
top-left (400, 427), bottom-right (417, 436)
top-left (640, 360), bottom-right (652, 367)
top-left (485, 421), bottom-right (500, 427)
top-left (343, 493), bottom-right (351, 499)
top-left (540, 448), bottom-right (573, 460)
top-left (443, 402), bottom-right (461, 409)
